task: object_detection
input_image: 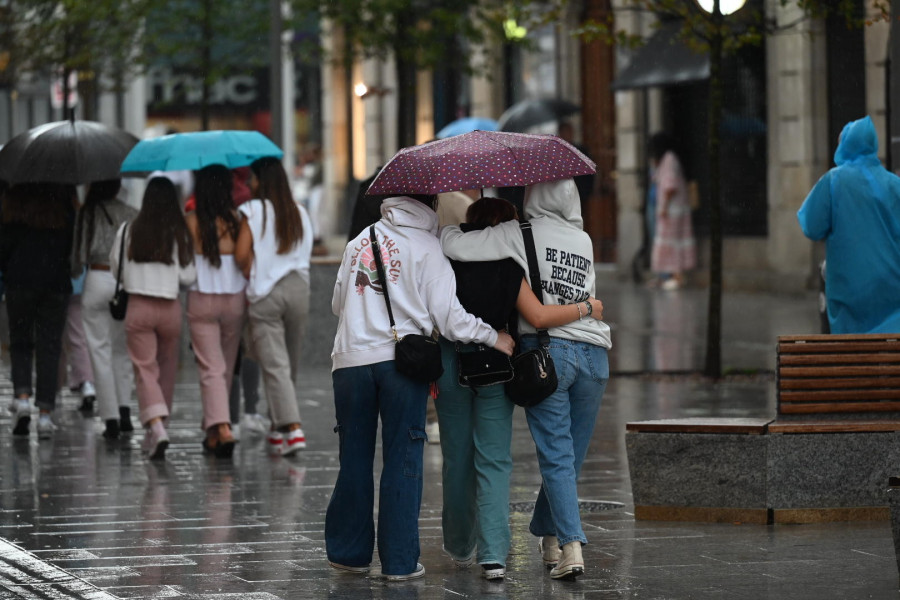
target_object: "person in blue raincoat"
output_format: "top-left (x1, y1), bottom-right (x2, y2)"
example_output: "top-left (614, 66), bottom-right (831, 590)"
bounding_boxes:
top-left (797, 115), bottom-right (900, 334)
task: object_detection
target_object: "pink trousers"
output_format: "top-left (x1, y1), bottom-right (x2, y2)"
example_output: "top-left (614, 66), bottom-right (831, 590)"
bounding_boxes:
top-left (125, 295), bottom-right (182, 427)
top-left (186, 290), bottom-right (246, 430)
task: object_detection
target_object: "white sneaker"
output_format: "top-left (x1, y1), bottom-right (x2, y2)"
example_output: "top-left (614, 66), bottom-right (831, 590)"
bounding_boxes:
top-left (81, 381), bottom-right (96, 398)
top-left (12, 399), bottom-right (31, 436)
top-left (241, 413), bottom-right (270, 436)
top-left (282, 427), bottom-right (307, 456)
top-left (266, 430), bottom-right (284, 455)
top-left (37, 413), bottom-right (57, 439)
top-left (230, 424), bottom-right (241, 442)
top-left (383, 563), bottom-right (425, 581)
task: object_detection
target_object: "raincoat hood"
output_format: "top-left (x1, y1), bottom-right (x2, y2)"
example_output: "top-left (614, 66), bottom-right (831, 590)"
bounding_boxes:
top-left (524, 178), bottom-right (583, 229)
top-left (834, 116), bottom-right (879, 167)
top-left (380, 196), bottom-right (439, 236)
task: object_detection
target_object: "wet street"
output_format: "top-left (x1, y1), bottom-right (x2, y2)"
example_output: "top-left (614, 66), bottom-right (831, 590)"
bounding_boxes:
top-left (0, 277), bottom-right (896, 599)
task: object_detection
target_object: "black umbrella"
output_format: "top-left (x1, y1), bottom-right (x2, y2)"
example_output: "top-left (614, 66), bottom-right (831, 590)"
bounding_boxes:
top-left (0, 120), bottom-right (139, 185)
top-left (497, 98), bottom-right (580, 133)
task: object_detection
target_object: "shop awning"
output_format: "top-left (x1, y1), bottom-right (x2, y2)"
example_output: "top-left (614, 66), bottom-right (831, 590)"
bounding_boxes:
top-left (611, 21), bottom-right (709, 90)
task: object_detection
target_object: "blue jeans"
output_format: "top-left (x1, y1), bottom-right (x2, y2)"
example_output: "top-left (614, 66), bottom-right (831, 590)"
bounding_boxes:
top-left (325, 361), bottom-right (428, 575)
top-left (521, 336), bottom-right (609, 547)
top-left (434, 338), bottom-right (515, 566)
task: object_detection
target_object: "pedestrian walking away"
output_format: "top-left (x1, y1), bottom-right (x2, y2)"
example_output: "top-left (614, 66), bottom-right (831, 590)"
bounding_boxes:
top-left (112, 177), bottom-right (196, 460)
top-left (436, 195), bottom-right (605, 581)
top-left (71, 179), bottom-right (138, 438)
top-left (185, 164), bottom-right (247, 458)
top-left (0, 183), bottom-right (77, 439)
top-left (325, 193), bottom-right (514, 581)
top-left (442, 177), bottom-right (611, 580)
top-left (235, 156), bottom-right (312, 456)
top-left (797, 115), bottom-right (900, 334)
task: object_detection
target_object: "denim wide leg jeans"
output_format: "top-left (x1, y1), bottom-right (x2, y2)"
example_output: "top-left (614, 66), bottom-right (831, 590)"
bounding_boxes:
top-left (325, 361), bottom-right (428, 576)
top-left (434, 338), bottom-right (515, 566)
top-left (521, 336), bottom-right (609, 547)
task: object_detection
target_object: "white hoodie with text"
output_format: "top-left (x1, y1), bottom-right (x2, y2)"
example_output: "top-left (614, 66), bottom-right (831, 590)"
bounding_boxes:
top-left (440, 178), bottom-right (611, 349)
top-left (331, 197), bottom-right (498, 371)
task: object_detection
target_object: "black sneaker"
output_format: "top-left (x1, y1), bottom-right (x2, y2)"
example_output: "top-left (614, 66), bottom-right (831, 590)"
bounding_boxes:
top-left (103, 419), bottom-right (120, 439)
top-left (119, 406), bottom-right (134, 433)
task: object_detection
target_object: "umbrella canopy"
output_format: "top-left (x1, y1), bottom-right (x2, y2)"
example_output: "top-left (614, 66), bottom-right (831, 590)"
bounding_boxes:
top-left (120, 130), bottom-right (283, 174)
top-left (0, 120), bottom-right (139, 185)
top-left (497, 98), bottom-right (580, 132)
top-left (366, 130), bottom-right (595, 196)
top-left (436, 117), bottom-right (499, 139)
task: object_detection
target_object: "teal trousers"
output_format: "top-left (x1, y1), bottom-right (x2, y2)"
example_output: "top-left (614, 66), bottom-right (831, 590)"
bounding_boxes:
top-left (434, 338), bottom-right (515, 566)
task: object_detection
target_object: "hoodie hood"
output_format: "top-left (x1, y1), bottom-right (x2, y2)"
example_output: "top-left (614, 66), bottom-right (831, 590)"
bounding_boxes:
top-left (380, 196), bottom-right (439, 236)
top-left (834, 116), bottom-right (879, 166)
top-left (523, 178), bottom-right (583, 229)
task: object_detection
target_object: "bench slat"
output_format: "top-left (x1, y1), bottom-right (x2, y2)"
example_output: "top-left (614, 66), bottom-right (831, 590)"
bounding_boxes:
top-left (779, 400), bottom-right (900, 413)
top-left (779, 365), bottom-right (900, 377)
top-left (778, 333), bottom-right (900, 343)
top-left (779, 353), bottom-right (900, 366)
top-left (768, 420), bottom-right (900, 433)
top-left (778, 341), bottom-right (900, 354)
top-left (779, 377), bottom-right (900, 390)
top-left (781, 389), bottom-right (900, 402)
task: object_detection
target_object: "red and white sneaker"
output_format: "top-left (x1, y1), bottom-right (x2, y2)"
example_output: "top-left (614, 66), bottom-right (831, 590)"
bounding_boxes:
top-left (266, 430), bottom-right (284, 455)
top-left (282, 427), bottom-right (306, 456)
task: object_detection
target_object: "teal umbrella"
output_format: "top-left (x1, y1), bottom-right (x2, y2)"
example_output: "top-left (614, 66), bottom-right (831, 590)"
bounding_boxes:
top-left (120, 130), bottom-right (283, 174)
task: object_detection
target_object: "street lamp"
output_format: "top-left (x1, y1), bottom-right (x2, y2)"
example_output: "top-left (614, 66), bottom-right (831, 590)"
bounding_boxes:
top-left (692, 0), bottom-right (746, 377)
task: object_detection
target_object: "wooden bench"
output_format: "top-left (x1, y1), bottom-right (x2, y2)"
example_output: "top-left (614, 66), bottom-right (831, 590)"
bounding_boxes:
top-left (626, 333), bottom-right (900, 524)
top-left (772, 333), bottom-right (900, 432)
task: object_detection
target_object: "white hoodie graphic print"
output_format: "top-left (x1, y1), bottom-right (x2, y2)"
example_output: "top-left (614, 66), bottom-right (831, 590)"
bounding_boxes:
top-left (440, 178), bottom-right (611, 349)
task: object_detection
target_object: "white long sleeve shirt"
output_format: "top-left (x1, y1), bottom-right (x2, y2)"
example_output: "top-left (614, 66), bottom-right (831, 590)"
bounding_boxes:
top-left (110, 223), bottom-right (197, 299)
top-left (331, 197), bottom-right (497, 371)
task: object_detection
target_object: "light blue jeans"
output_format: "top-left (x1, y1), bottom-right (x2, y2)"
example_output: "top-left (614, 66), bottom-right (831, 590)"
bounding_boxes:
top-left (434, 338), bottom-right (515, 566)
top-left (521, 335), bottom-right (609, 547)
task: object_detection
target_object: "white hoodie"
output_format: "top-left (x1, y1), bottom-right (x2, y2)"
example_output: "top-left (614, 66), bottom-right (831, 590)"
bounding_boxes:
top-left (331, 197), bottom-right (499, 371)
top-left (441, 178), bottom-right (612, 349)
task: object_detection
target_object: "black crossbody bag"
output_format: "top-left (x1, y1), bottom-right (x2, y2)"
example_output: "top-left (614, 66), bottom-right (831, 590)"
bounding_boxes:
top-left (369, 226), bottom-right (443, 383)
top-left (506, 221), bottom-right (558, 407)
top-left (109, 224), bottom-right (129, 321)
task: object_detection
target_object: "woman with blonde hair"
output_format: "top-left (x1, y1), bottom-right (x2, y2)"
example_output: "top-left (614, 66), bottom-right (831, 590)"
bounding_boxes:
top-left (235, 156), bottom-right (312, 456)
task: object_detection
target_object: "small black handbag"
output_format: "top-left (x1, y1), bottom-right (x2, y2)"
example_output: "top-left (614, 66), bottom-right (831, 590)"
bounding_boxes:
top-left (109, 224), bottom-right (129, 321)
top-left (506, 221), bottom-right (558, 407)
top-left (369, 226), bottom-right (443, 383)
top-left (457, 342), bottom-right (514, 388)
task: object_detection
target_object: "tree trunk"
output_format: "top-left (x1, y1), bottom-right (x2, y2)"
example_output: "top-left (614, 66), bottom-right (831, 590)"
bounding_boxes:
top-left (704, 8), bottom-right (724, 379)
top-left (200, 0), bottom-right (213, 131)
top-left (395, 54), bottom-right (417, 149)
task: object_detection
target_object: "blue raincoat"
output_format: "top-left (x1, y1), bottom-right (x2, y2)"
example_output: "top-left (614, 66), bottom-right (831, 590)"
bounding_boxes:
top-left (797, 115), bottom-right (900, 334)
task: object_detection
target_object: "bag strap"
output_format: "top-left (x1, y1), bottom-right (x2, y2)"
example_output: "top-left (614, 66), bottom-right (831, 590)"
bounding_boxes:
top-left (369, 225), bottom-right (399, 341)
top-left (519, 221), bottom-right (551, 348)
top-left (114, 223), bottom-right (127, 293)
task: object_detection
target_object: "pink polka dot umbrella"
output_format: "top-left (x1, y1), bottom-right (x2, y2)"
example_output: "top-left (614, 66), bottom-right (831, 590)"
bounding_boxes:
top-left (365, 130), bottom-right (596, 196)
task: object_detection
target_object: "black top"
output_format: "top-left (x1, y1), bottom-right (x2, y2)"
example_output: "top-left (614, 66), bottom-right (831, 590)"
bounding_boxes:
top-left (449, 224), bottom-right (523, 338)
top-left (0, 221), bottom-right (74, 293)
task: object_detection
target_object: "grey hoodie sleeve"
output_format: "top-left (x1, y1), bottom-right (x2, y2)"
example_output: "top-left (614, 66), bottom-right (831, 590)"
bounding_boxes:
top-left (440, 221), bottom-right (527, 268)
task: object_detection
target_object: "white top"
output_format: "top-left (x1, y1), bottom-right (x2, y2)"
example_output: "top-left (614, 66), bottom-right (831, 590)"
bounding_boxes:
top-left (331, 197), bottom-right (497, 372)
top-left (190, 255), bottom-right (247, 294)
top-left (110, 223), bottom-right (197, 300)
top-left (238, 198), bottom-right (313, 303)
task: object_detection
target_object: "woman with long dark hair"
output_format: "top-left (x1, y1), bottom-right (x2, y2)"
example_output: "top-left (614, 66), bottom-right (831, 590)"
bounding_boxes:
top-left (111, 177), bottom-right (196, 460)
top-left (0, 183), bottom-right (77, 438)
top-left (72, 179), bottom-right (137, 438)
top-left (235, 156), bottom-right (312, 456)
top-left (185, 165), bottom-right (246, 457)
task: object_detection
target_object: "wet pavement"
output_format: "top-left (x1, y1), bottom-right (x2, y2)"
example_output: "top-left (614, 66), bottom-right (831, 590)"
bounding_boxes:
top-left (0, 278), bottom-right (897, 599)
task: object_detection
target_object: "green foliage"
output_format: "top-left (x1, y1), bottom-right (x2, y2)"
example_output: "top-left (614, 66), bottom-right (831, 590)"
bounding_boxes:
top-left (7, 0), bottom-right (151, 85)
top-left (289, 0), bottom-right (567, 74)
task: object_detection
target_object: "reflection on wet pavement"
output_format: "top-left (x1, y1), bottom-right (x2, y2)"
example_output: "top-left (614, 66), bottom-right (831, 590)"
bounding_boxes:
top-left (0, 281), bottom-right (895, 598)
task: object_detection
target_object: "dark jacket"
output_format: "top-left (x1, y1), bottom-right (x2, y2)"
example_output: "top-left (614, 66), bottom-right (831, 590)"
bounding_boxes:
top-left (0, 220), bottom-right (74, 294)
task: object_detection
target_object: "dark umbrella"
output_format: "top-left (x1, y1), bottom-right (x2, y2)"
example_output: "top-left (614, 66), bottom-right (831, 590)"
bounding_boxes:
top-left (366, 130), bottom-right (595, 196)
top-left (497, 98), bottom-right (580, 133)
top-left (0, 120), bottom-right (138, 185)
